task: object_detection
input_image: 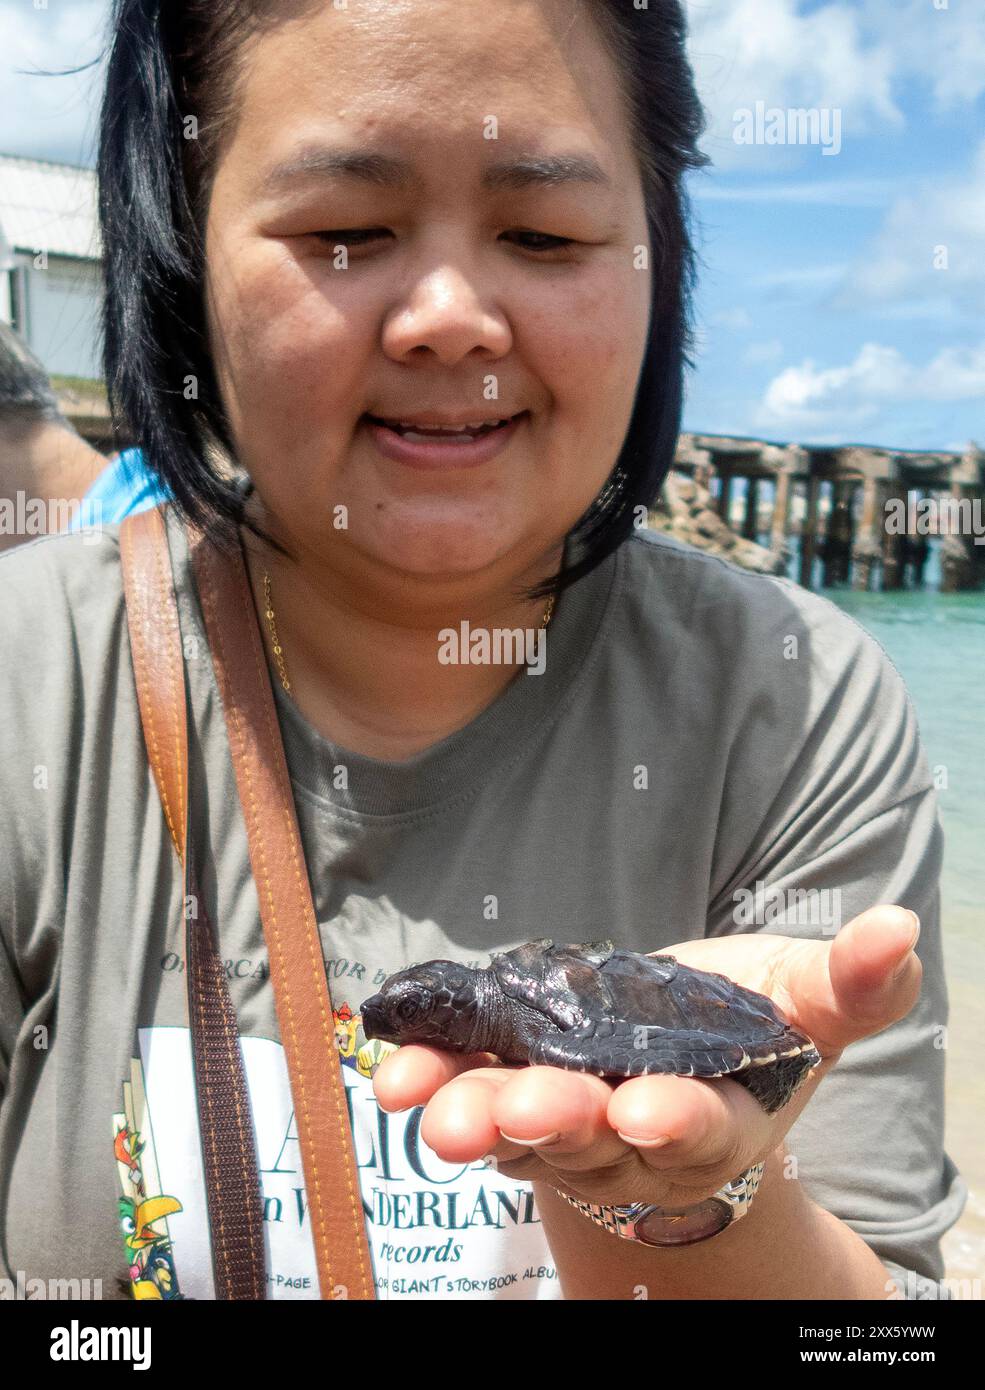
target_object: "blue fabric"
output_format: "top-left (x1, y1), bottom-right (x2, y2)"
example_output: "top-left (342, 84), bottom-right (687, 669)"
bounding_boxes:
top-left (67, 447), bottom-right (170, 530)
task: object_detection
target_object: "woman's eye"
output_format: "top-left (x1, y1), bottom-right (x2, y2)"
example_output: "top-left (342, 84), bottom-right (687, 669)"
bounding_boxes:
top-left (313, 228), bottom-right (392, 249)
top-left (502, 230), bottom-right (576, 254)
top-left (310, 229), bottom-right (575, 255)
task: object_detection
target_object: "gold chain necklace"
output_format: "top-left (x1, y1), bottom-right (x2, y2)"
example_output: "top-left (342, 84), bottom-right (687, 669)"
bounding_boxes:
top-left (262, 574), bottom-right (556, 696)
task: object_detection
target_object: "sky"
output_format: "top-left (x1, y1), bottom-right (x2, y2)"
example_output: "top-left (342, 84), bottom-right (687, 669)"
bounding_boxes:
top-left (1, 0), bottom-right (982, 452)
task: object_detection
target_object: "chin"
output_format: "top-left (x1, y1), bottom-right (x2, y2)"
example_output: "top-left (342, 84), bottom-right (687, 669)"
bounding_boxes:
top-left (360, 508), bottom-right (525, 577)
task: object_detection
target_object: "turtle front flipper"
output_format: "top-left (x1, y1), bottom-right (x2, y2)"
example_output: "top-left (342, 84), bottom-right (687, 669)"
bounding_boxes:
top-left (529, 1021), bottom-right (747, 1080)
top-left (493, 940), bottom-right (618, 1031)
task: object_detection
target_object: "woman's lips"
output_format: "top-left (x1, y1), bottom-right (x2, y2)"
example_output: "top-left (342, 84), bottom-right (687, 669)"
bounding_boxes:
top-left (362, 412), bottom-right (527, 470)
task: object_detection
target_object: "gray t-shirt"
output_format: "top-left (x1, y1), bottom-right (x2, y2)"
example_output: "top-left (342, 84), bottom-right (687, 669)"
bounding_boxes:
top-left (0, 505), bottom-right (966, 1300)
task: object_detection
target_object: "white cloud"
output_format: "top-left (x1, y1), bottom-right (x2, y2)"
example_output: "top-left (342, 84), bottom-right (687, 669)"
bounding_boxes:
top-left (685, 0), bottom-right (985, 171)
top-left (856, 0), bottom-right (985, 111)
top-left (0, 2), bottom-right (109, 165)
top-left (755, 339), bottom-right (985, 433)
top-left (834, 138), bottom-right (985, 315)
top-left (685, 0), bottom-right (900, 170)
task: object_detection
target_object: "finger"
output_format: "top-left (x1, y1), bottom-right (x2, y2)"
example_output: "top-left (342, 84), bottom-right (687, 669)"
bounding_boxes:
top-left (606, 1071), bottom-right (775, 1187)
top-left (372, 1045), bottom-right (503, 1112)
top-left (829, 905), bottom-right (923, 1028)
top-left (490, 1066), bottom-right (627, 1168)
top-left (419, 1068), bottom-right (526, 1164)
top-left (421, 1066), bottom-right (620, 1166)
top-left (774, 905), bottom-right (922, 1056)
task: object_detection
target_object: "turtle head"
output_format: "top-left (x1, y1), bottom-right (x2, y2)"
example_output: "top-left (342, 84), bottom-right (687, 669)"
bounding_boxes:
top-left (361, 961), bottom-right (486, 1051)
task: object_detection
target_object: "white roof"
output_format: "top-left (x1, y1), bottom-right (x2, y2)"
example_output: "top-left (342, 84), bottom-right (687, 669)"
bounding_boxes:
top-left (0, 153), bottom-right (100, 261)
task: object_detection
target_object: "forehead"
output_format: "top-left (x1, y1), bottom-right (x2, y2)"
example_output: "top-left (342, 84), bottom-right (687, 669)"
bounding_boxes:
top-left (225, 0), bottom-right (634, 176)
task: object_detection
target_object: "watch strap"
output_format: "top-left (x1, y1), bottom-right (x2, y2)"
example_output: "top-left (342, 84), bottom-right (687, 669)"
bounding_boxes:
top-left (554, 1160), bottom-right (766, 1245)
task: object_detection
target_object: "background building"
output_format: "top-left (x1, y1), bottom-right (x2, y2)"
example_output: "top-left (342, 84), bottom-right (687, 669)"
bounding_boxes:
top-left (0, 152), bottom-right (114, 447)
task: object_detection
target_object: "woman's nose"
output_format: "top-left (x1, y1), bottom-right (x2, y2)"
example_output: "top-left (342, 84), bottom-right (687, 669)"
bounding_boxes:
top-left (380, 262), bottom-right (512, 365)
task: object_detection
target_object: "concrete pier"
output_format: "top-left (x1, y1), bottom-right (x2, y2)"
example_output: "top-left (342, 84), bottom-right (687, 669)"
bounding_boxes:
top-left (669, 433), bottom-right (985, 591)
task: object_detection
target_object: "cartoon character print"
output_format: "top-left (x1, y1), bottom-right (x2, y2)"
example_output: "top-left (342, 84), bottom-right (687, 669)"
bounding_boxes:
top-left (333, 1003), bottom-right (397, 1078)
top-left (108, 1008), bottom-right (394, 1301)
top-left (334, 1002), bottom-right (359, 1059)
top-left (118, 1190), bottom-right (184, 1300)
top-left (113, 1077), bottom-right (187, 1300)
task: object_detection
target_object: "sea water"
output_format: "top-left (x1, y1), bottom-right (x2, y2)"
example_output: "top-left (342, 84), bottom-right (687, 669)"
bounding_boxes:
top-left (829, 587), bottom-right (985, 1282)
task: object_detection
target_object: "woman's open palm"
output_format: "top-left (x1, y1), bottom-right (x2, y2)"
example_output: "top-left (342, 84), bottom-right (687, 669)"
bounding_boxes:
top-left (372, 906), bottom-right (922, 1209)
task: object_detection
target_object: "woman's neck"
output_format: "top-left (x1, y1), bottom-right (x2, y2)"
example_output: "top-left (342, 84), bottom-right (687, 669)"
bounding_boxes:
top-left (238, 508), bottom-right (563, 762)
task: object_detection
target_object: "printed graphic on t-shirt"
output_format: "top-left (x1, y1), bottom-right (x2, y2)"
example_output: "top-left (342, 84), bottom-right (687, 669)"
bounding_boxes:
top-left (112, 1007), bottom-right (559, 1301)
top-left (112, 1063), bottom-right (187, 1300)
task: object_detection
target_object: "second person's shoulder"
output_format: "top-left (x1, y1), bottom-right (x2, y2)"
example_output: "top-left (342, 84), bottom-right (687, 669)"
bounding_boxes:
top-left (0, 522), bottom-right (126, 642)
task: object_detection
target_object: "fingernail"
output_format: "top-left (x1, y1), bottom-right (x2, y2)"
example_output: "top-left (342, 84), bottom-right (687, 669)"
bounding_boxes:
top-left (892, 951), bottom-right (916, 982)
top-left (889, 911), bottom-right (916, 978)
top-left (616, 1132), bottom-right (674, 1149)
top-left (892, 913), bottom-right (921, 981)
top-left (499, 1131), bottom-right (560, 1147)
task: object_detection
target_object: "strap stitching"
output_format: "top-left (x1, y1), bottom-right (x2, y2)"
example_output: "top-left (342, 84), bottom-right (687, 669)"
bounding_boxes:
top-left (252, 622), bottom-right (374, 1300)
top-left (123, 519), bottom-right (180, 857)
top-left (150, 513), bottom-right (187, 845)
top-left (196, 912), bottom-right (264, 1289)
top-left (189, 925), bottom-right (231, 1280)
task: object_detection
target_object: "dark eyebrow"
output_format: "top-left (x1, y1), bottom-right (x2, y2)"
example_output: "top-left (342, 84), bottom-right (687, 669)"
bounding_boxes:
top-left (261, 147), bottom-right (612, 193)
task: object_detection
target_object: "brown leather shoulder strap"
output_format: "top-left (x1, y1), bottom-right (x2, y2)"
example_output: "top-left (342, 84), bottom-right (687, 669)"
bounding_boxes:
top-left (121, 504), bottom-right (266, 1300)
top-left (188, 519), bottom-right (376, 1302)
top-left (122, 503), bottom-right (377, 1300)
top-left (119, 506), bottom-right (187, 860)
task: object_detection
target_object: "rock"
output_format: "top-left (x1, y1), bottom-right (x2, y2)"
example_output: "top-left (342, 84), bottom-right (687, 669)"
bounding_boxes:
top-left (693, 508), bottom-right (724, 539)
top-left (649, 472), bottom-right (785, 575)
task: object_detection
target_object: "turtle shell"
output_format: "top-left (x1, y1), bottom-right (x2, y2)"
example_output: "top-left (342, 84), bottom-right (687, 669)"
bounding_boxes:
top-left (489, 939), bottom-right (820, 1114)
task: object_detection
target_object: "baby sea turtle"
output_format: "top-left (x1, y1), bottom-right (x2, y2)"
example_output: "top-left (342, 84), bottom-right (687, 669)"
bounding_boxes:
top-left (361, 939), bottom-right (822, 1114)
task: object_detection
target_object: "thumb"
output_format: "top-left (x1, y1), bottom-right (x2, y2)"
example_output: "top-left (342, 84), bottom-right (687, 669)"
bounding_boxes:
top-left (780, 905), bottom-right (922, 1057)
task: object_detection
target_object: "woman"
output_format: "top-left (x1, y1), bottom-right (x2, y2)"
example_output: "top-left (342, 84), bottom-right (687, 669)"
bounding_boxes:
top-left (0, 0), bottom-right (964, 1300)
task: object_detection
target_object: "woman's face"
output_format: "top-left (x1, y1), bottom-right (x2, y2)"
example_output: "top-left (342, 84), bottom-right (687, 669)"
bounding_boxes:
top-left (203, 0), bottom-right (651, 584)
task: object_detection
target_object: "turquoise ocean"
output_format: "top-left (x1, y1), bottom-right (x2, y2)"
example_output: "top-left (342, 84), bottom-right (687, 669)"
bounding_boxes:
top-left (828, 586), bottom-right (984, 1283)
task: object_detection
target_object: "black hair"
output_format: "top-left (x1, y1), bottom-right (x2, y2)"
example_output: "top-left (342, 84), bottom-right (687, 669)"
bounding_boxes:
top-left (0, 320), bottom-right (70, 427)
top-left (97, 0), bottom-right (709, 600)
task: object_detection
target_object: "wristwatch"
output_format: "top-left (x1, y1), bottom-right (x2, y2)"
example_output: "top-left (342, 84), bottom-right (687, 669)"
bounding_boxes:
top-left (553, 1160), bottom-right (765, 1246)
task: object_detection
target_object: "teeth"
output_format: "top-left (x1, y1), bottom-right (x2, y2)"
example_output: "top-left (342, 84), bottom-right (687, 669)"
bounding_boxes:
top-left (378, 416), bottom-right (512, 432)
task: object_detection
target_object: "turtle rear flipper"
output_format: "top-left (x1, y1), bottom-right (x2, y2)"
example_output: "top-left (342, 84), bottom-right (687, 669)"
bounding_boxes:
top-left (529, 1021), bottom-right (748, 1079)
top-left (732, 1045), bottom-right (821, 1114)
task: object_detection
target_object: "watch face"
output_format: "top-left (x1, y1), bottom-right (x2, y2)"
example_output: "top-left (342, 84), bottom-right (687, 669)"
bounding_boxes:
top-left (635, 1198), bottom-right (733, 1246)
